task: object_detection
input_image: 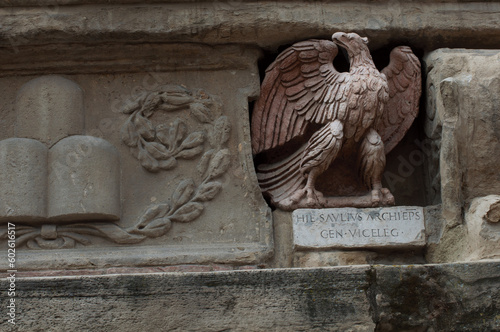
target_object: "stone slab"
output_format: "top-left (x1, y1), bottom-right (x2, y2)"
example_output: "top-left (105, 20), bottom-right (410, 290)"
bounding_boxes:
top-left (0, 45), bottom-right (272, 270)
top-left (293, 206), bottom-right (425, 249)
top-left (1, 261), bottom-right (499, 331)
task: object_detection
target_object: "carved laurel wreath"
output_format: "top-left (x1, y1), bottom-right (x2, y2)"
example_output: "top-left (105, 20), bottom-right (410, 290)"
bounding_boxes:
top-left (120, 85), bottom-right (230, 172)
top-left (121, 85), bottom-right (231, 238)
top-left (3, 85), bottom-right (231, 249)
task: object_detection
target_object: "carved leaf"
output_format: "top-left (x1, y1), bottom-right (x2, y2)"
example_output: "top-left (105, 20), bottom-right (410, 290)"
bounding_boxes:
top-left (159, 157), bottom-right (177, 170)
top-left (207, 149), bottom-right (231, 180)
top-left (197, 149), bottom-right (215, 175)
top-left (156, 124), bottom-right (172, 149)
top-left (144, 141), bottom-right (170, 160)
top-left (137, 203), bottom-right (171, 228)
top-left (142, 93), bottom-right (162, 117)
top-left (180, 131), bottom-right (205, 149)
top-left (163, 94), bottom-right (193, 106)
top-left (190, 103), bottom-right (213, 123)
top-left (121, 118), bottom-right (138, 147)
top-left (132, 217), bottom-right (172, 238)
top-left (157, 103), bottom-right (189, 112)
top-left (138, 147), bottom-right (159, 172)
top-left (211, 116), bottom-right (231, 147)
top-left (122, 92), bottom-right (147, 114)
top-left (172, 179), bottom-right (195, 208)
top-left (134, 114), bottom-right (155, 141)
top-left (193, 181), bottom-right (222, 202)
top-left (169, 119), bottom-right (187, 147)
top-left (170, 202), bottom-right (204, 223)
top-left (176, 145), bottom-right (204, 159)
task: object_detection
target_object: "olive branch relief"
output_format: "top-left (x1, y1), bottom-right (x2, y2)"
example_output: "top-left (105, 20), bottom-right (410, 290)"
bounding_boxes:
top-left (121, 85), bottom-right (232, 238)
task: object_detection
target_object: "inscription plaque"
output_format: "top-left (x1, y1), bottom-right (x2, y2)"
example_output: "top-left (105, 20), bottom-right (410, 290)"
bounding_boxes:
top-left (292, 206), bottom-right (425, 249)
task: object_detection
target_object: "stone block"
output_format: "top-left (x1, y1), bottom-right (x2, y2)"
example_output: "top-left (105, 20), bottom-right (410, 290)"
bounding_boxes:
top-left (1, 262), bottom-right (499, 331)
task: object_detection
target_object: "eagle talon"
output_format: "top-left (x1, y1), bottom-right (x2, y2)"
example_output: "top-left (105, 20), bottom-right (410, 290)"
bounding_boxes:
top-left (285, 186), bottom-right (326, 207)
top-left (381, 188), bottom-right (395, 205)
top-left (370, 189), bottom-right (381, 206)
top-left (370, 188), bottom-right (395, 206)
top-left (305, 187), bottom-right (325, 207)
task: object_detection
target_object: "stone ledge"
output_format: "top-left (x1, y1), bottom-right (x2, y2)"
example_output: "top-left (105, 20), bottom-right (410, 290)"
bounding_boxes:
top-left (1, 261), bottom-right (499, 331)
top-left (2, 0), bottom-right (495, 6)
top-left (0, 44), bottom-right (262, 76)
top-left (0, 1), bottom-right (499, 50)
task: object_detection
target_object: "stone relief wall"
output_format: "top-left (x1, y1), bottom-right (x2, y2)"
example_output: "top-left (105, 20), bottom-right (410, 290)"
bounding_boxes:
top-left (0, 45), bottom-right (273, 270)
top-left (0, 0), bottom-right (497, 272)
top-left (0, 1), bottom-right (499, 331)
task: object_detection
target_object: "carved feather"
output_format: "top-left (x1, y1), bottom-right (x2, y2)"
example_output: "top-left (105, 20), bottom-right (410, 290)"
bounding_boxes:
top-left (252, 39), bottom-right (353, 154)
top-left (376, 46), bottom-right (422, 154)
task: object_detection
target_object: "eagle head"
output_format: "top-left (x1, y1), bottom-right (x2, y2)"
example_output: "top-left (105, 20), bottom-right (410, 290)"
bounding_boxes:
top-left (332, 32), bottom-right (369, 57)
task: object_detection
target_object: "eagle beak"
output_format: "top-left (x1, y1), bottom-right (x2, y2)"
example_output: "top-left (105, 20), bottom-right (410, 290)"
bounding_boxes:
top-left (332, 32), bottom-right (347, 47)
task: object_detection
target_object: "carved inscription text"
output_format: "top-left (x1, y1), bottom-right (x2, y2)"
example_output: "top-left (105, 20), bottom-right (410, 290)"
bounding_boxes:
top-left (293, 206), bottom-right (425, 249)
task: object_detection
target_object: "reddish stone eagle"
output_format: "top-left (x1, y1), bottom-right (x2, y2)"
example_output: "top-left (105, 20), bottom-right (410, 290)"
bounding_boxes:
top-left (251, 32), bottom-right (421, 210)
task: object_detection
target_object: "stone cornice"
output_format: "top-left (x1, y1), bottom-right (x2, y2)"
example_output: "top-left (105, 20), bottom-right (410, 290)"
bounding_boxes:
top-left (0, 1), bottom-right (499, 51)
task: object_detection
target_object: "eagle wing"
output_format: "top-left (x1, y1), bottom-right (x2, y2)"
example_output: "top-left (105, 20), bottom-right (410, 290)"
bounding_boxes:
top-left (376, 46), bottom-right (421, 154)
top-left (251, 39), bottom-right (350, 154)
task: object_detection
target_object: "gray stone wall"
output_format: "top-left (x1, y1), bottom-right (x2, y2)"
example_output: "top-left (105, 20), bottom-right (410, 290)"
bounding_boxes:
top-left (2, 262), bottom-right (499, 331)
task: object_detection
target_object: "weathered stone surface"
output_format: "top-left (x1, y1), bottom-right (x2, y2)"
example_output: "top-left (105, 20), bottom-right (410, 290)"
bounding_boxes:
top-left (0, 44), bottom-right (262, 77)
top-left (293, 207), bottom-right (425, 249)
top-left (15, 75), bottom-right (84, 147)
top-left (0, 267), bottom-right (375, 331)
top-left (369, 261), bottom-right (500, 331)
top-left (0, 1), bottom-right (499, 52)
top-left (464, 195), bottom-right (500, 261)
top-left (293, 251), bottom-right (378, 267)
top-left (424, 49), bottom-right (500, 263)
top-left (425, 49), bottom-right (500, 219)
top-left (0, 138), bottom-right (47, 222)
top-left (293, 250), bottom-right (427, 268)
top-left (48, 136), bottom-right (121, 221)
top-left (1, 262), bottom-right (499, 331)
top-left (486, 200), bottom-right (500, 223)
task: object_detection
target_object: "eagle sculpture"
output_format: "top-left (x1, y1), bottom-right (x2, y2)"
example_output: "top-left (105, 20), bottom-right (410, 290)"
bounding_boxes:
top-left (251, 32), bottom-right (421, 210)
